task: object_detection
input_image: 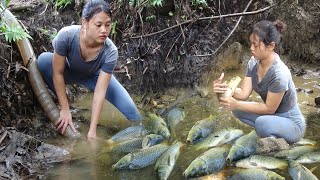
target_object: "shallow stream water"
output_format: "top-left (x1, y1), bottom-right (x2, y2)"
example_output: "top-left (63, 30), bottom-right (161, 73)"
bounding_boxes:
top-left (43, 59), bottom-right (320, 180)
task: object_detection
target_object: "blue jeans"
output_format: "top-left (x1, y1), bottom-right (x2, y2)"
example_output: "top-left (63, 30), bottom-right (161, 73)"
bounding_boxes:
top-left (232, 104), bottom-right (306, 144)
top-left (37, 52), bottom-right (142, 121)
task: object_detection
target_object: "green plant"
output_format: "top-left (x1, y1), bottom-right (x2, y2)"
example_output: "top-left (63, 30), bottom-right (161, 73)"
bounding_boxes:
top-left (0, 22), bottom-right (32, 43)
top-left (0, 3), bottom-right (32, 43)
top-left (111, 21), bottom-right (117, 42)
top-left (129, 0), bottom-right (163, 8)
top-left (146, 15), bottom-right (156, 22)
top-left (150, 0), bottom-right (163, 7)
top-left (191, 0), bottom-right (208, 8)
top-left (55, 0), bottom-right (73, 9)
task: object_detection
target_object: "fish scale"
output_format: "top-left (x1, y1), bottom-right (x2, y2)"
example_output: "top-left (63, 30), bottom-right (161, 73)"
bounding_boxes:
top-left (112, 144), bottom-right (169, 170)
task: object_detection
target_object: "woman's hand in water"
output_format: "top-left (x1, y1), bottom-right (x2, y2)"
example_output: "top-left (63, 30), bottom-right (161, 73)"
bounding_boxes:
top-left (55, 109), bottom-right (77, 134)
top-left (213, 73), bottom-right (228, 94)
top-left (219, 96), bottom-right (239, 110)
top-left (87, 129), bottom-right (97, 140)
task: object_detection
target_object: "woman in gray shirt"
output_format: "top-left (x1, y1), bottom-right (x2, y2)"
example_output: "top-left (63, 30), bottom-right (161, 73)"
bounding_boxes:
top-left (213, 20), bottom-right (305, 144)
top-left (37, 0), bottom-right (141, 139)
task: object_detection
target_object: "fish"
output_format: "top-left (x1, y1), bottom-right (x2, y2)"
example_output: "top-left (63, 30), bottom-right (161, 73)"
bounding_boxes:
top-left (112, 144), bottom-right (169, 170)
top-left (228, 168), bottom-right (285, 180)
top-left (106, 134), bottom-right (164, 153)
top-left (295, 138), bottom-right (317, 146)
top-left (217, 76), bottom-right (241, 99)
top-left (108, 125), bottom-right (149, 143)
top-left (186, 115), bottom-right (217, 144)
top-left (288, 160), bottom-right (318, 180)
top-left (274, 146), bottom-right (316, 160)
top-left (235, 155), bottom-right (288, 170)
top-left (183, 146), bottom-right (229, 178)
top-left (155, 142), bottom-right (183, 180)
top-left (166, 107), bottom-right (185, 132)
top-left (296, 151), bottom-right (320, 164)
top-left (144, 113), bottom-right (171, 138)
top-left (196, 129), bottom-right (243, 150)
top-left (226, 130), bottom-right (259, 162)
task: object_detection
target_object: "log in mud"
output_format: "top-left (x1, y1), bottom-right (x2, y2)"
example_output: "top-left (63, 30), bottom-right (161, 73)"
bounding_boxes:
top-left (1, 6), bottom-right (80, 139)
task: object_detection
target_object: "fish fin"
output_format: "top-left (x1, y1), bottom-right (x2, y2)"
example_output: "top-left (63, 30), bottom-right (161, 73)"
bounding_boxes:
top-left (310, 166), bottom-right (318, 173)
top-left (142, 137), bottom-right (150, 149)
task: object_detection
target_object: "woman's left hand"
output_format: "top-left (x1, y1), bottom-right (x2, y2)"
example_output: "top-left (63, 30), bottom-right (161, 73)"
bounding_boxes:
top-left (219, 97), bottom-right (239, 110)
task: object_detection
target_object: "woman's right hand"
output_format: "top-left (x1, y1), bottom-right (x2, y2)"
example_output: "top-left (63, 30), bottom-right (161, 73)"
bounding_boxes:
top-left (213, 73), bottom-right (227, 94)
top-left (55, 109), bottom-right (77, 134)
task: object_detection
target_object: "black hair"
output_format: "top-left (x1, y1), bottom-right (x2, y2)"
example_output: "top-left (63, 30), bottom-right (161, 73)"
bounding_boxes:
top-left (82, 0), bottom-right (112, 21)
top-left (251, 20), bottom-right (287, 46)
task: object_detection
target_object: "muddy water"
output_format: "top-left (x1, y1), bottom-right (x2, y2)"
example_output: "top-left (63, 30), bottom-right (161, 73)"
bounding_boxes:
top-left (44, 60), bottom-right (320, 180)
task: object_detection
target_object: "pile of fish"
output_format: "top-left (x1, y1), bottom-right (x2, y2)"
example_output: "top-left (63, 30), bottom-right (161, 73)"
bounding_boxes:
top-left (102, 107), bottom-right (319, 180)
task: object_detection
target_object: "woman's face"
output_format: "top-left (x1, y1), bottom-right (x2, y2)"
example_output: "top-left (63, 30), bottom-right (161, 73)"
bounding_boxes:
top-left (83, 11), bottom-right (112, 44)
top-left (249, 33), bottom-right (272, 61)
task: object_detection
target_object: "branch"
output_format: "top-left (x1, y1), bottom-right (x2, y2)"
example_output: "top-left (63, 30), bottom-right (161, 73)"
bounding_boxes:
top-left (195, 0), bottom-right (254, 57)
top-left (129, 5), bottom-right (274, 39)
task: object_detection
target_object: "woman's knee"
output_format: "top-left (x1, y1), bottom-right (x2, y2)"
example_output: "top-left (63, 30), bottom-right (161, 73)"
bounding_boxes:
top-left (255, 118), bottom-right (272, 138)
top-left (37, 52), bottom-right (53, 73)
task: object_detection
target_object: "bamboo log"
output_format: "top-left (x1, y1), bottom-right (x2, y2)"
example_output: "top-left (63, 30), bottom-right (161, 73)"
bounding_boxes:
top-left (1, 7), bottom-right (81, 139)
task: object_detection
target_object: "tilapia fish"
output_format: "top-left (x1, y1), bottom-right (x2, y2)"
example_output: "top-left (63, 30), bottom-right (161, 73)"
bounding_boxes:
top-left (166, 107), bottom-right (185, 131)
top-left (226, 130), bottom-right (259, 162)
top-left (107, 134), bottom-right (164, 153)
top-left (217, 76), bottom-right (241, 99)
top-left (155, 142), bottom-right (183, 180)
top-left (144, 113), bottom-right (171, 138)
top-left (288, 160), bottom-right (318, 180)
top-left (196, 128), bottom-right (243, 150)
top-left (186, 115), bottom-right (217, 144)
top-left (296, 151), bottom-right (320, 164)
top-left (228, 168), bottom-right (285, 180)
top-left (274, 146), bottom-right (316, 160)
top-left (112, 144), bottom-right (169, 170)
top-left (108, 125), bottom-right (149, 142)
top-left (235, 155), bottom-right (288, 170)
top-left (183, 146), bottom-right (229, 178)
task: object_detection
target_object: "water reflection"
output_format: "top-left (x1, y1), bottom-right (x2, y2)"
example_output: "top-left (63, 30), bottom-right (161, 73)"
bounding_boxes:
top-left (44, 64), bottom-right (320, 179)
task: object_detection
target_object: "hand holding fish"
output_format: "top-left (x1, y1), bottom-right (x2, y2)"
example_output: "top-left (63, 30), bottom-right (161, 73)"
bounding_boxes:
top-left (219, 96), bottom-right (239, 110)
top-left (213, 73), bottom-right (228, 94)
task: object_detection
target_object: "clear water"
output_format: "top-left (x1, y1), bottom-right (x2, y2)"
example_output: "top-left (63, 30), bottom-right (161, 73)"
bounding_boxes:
top-left (43, 59), bottom-right (320, 180)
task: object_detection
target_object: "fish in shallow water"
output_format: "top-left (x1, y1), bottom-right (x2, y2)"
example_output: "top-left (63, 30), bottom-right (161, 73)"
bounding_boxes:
top-left (186, 115), bottom-right (217, 144)
top-left (108, 125), bottom-right (149, 142)
top-left (288, 160), bottom-right (318, 180)
top-left (166, 108), bottom-right (185, 134)
top-left (112, 144), bottom-right (169, 170)
top-left (196, 128), bottom-right (243, 150)
top-left (235, 155), bottom-right (288, 170)
top-left (227, 168), bottom-right (285, 180)
top-left (295, 138), bottom-right (317, 146)
top-left (296, 151), bottom-right (320, 164)
top-left (144, 113), bottom-right (171, 138)
top-left (226, 130), bottom-right (259, 162)
top-left (274, 146), bottom-right (316, 160)
top-left (106, 134), bottom-right (164, 153)
top-left (155, 141), bottom-right (183, 180)
top-left (183, 146), bottom-right (229, 178)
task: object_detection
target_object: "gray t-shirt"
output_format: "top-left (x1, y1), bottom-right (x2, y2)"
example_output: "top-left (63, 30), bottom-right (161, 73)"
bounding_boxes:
top-left (246, 54), bottom-right (297, 113)
top-left (52, 25), bottom-right (117, 79)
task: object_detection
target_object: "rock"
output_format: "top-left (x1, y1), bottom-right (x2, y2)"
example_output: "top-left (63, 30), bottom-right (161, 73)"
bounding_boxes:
top-left (315, 97), bottom-right (320, 107)
top-left (215, 42), bottom-right (243, 71)
top-left (256, 137), bottom-right (290, 155)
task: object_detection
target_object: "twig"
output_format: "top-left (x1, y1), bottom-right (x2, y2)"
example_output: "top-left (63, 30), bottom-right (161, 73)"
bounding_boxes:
top-left (0, 130), bottom-right (8, 145)
top-left (195, 0), bottom-right (254, 57)
top-left (164, 33), bottom-right (182, 62)
top-left (39, 3), bottom-right (48, 16)
top-left (130, 5), bottom-right (273, 39)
